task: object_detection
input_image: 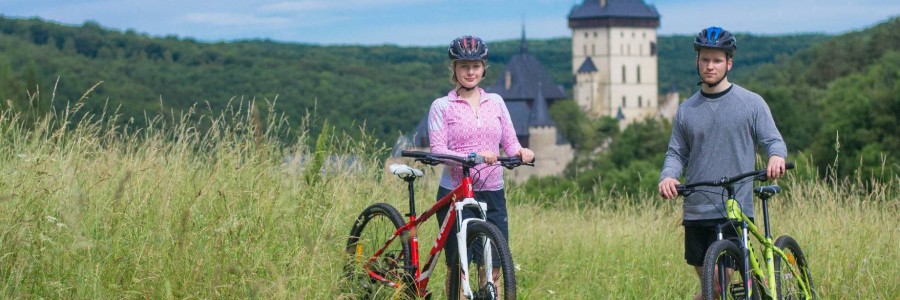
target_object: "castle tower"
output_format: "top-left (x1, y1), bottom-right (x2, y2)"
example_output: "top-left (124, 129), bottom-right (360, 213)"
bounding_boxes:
top-left (568, 0), bottom-right (660, 127)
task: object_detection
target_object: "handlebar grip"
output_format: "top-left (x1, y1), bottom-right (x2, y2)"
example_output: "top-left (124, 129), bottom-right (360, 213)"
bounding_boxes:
top-left (674, 184), bottom-right (686, 196)
top-left (400, 150), bottom-right (426, 158)
top-left (786, 162), bottom-right (795, 170)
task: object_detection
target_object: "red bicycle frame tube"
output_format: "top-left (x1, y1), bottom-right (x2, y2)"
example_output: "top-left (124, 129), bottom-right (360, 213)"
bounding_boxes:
top-left (364, 176), bottom-right (474, 296)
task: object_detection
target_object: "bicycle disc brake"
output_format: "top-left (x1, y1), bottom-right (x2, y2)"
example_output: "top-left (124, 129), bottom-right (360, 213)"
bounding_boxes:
top-left (472, 282), bottom-right (498, 300)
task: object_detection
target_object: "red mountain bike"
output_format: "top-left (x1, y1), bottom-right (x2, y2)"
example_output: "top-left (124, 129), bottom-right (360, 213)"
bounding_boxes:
top-left (344, 150), bottom-right (532, 299)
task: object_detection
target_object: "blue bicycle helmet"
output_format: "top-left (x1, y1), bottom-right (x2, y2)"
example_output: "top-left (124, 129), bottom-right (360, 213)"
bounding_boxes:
top-left (693, 27), bottom-right (736, 57)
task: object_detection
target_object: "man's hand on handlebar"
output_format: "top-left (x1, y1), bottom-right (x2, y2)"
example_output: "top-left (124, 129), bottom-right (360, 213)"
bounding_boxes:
top-left (766, 155), bottom-right (787, 180)
top-left (658, 177), bottom-right (680, 200)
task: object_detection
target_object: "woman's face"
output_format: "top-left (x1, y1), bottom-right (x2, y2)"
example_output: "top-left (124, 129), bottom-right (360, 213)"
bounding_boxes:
top-left (454, 60), bottom-right (485, 88)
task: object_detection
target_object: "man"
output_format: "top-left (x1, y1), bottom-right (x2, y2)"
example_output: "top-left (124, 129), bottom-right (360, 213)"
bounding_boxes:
top-left (657, 26), bottom-right (788, 300)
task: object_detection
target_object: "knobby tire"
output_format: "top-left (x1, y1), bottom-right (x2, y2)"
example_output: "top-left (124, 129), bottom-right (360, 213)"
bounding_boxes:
top-left (344, 203), bottom-right (415, 299)
top-left (448, 220), bottom-right (516, 300)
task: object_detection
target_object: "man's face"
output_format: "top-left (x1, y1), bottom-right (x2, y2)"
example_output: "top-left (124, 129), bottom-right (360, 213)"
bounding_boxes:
top-left (697, 48), bottom-right (732, 85)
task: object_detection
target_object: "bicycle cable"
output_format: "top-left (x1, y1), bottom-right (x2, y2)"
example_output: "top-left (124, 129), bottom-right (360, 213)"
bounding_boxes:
top-left (685, 175), bottom-right (759, 238)
top-left (472, 163), bottom-right (506, 191)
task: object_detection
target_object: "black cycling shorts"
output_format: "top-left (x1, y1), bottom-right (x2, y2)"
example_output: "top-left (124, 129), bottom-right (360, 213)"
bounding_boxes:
top-left (683, 219), bottom-right (751, 267)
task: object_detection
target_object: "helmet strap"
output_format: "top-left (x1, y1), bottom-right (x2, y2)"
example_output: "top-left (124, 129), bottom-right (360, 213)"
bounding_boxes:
top-left (456, 85), bottom-right (476, 94)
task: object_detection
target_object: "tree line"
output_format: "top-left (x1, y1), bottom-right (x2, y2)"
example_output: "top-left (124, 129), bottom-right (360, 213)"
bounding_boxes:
top-left (1, 15), bottom-right (897, 198)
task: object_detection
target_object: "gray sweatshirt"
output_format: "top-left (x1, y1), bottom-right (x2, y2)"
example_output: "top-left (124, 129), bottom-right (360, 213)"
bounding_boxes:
top-left (659, 84), bottom-right (787, 221)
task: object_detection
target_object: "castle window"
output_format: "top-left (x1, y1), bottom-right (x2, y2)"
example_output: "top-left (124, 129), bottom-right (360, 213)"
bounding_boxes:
top-left (622, 65), bottom-right (626, 83)
top-left (594, 31), bottom-right (597, 37)
top-left (592, 44), bottom-right (595, 55)
top-left (651, 42), bottom-right (657, 56)
top-left (584, 45), bottom-right (587, 56)
top-left (622, 96), bottom-right (627, 108)
top-left (637, 65), bottom-right (641, 83)
top-left (584, 32), bottom-right (588, 38)
top-left (639, 96), bottom-right (643, 107)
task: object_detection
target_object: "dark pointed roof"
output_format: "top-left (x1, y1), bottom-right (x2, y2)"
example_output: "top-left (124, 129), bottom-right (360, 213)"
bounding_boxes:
top-left (485, 46), bottom-right (566, 101)
top-left (568, 0), bottom-right (660, 28)
top-left (485, 23), bottom-right (566, 101)
top-left (530, 82), bottom-right (554, 127)
top-left (577, 57), bottom-right (598, 73)
top-left (506, 101), bottom-right (531, 136)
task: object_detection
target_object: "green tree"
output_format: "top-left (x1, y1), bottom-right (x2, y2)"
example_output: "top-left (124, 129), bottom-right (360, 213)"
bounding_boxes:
top-left (811, 51), bottom-right (900, 178)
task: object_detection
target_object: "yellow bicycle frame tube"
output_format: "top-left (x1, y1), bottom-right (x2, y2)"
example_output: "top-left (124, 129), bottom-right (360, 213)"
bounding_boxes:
top-left (726, 199), bottom-right (813, 299)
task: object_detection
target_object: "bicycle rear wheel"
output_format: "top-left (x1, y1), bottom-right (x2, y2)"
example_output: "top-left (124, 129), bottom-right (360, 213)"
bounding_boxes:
top-left (344, 203), bottom-right (414, 298)
top-left (774, 235), bottom-right (815, 299)
top-left (448, 220), bottom-right (516, 300)
top-left (701, 239), bottom-right (758, 300)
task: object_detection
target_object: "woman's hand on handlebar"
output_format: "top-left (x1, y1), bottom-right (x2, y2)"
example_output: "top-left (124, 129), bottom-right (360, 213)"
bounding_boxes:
top-left (517, 148), bottom-right (535, 163)
top-left (658, 177), bottom-right (680, 200)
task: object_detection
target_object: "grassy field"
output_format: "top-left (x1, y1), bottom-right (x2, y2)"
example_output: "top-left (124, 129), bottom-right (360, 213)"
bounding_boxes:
top-left (0, 104), bottom-right (898, 299)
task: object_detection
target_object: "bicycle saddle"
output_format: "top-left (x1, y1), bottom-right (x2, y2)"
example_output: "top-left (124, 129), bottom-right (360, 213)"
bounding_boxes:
top-left (389, 164), bottom-right (424, 179)
top-left (753, 185), bottom-right (781, 199)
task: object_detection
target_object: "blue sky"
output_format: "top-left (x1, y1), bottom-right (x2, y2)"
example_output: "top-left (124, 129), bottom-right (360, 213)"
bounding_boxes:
top-left (4, 0), bottom-right (899, 46)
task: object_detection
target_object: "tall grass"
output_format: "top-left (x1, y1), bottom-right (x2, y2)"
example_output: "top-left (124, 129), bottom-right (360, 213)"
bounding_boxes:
top-left (0, 97), bottom-right (897, 299)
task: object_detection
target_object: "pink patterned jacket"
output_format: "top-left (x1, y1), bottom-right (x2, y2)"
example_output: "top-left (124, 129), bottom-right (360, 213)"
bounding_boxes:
top-left (428, 87), bottom-right (522, 191)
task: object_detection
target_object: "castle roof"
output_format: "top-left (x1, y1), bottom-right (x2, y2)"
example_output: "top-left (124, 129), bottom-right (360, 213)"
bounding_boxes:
top-left (568, 0), bottom-right (660, 28)
top-left (529, 82), bottom-right (555, 127)
top-left (577, 57), bottom-right (598, 73)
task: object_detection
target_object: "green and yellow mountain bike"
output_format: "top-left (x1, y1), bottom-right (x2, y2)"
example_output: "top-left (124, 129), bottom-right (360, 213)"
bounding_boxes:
top-left (676, 163), bottom-right (815, 300)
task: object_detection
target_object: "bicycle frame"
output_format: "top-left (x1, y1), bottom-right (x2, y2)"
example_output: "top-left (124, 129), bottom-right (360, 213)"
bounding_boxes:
top-left (718, 195), bottom-right (813, 299)
top-left (362, 158), bottom-right (494, 298)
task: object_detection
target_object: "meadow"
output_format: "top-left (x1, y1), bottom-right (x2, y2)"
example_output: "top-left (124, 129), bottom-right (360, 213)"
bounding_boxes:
top-left (1, 102), bottom-right (897, 299)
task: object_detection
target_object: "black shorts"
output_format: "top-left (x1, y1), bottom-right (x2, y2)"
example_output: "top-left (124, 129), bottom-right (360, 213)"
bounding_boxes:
top-left (683, 218), bottom-right (752, 267)
top-left (435, 186), bottom-right (509, 267)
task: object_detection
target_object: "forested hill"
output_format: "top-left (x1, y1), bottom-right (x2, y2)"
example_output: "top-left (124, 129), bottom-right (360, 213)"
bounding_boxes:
top-left (744, 17), bottom-right (900, 176)
top-left (0, 15), bottom-right (866, 146)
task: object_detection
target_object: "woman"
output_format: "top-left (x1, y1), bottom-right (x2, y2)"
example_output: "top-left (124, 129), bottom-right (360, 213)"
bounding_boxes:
top-left (427, 35), bottom-right (534, 295)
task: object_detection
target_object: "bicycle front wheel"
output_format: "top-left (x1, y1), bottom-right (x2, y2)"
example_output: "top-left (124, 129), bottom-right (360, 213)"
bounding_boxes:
top-left (344, 203), bottom-right (414, 298)
top-left (702, 239), bottom-right (757, 300)
top-left (774, 235), bottom-right (815, 299)
top-left (448, 220), bottom-right (516, 300)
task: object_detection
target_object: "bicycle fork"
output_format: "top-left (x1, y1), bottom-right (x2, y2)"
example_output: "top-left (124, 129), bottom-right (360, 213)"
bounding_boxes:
top-left (455, 197), bottom-right (491, 299)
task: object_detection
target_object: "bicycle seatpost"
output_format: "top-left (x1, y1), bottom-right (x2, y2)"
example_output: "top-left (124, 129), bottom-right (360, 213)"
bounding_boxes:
top-left (406, 177), bottom-right (417, 218)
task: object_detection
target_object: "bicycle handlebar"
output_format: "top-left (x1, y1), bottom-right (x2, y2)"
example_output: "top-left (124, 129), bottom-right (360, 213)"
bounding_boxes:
top-left (400, 150), bottom-right (535, 170)
top-left (675, 162), bottom-right (794, 196)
